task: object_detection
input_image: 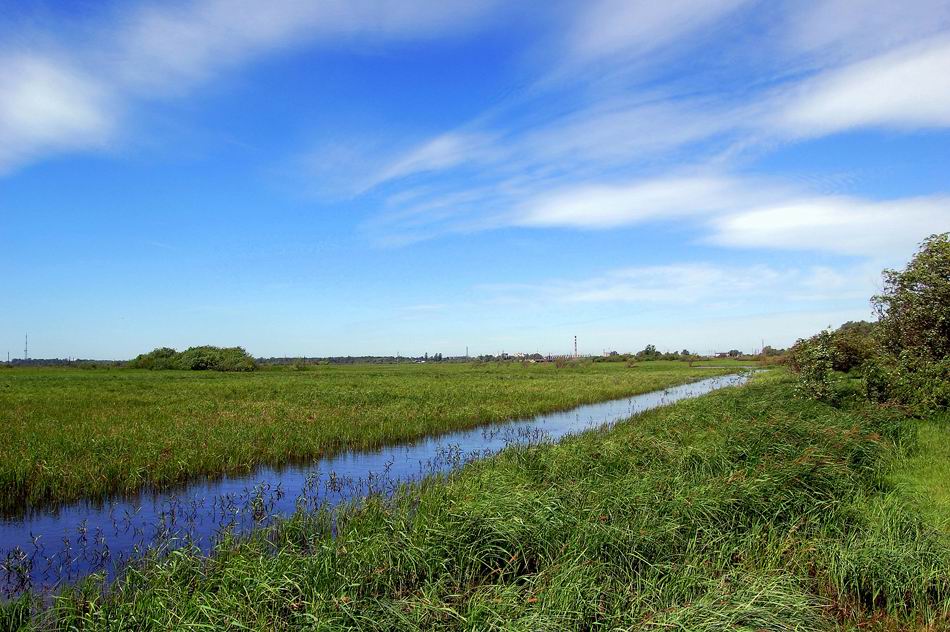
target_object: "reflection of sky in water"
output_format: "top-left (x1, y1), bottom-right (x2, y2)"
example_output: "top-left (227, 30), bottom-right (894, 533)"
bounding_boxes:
top-left (0, 373), bottom-right (747, 596)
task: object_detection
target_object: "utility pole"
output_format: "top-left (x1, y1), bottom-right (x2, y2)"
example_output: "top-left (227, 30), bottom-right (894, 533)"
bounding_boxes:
top-left (24, 333), bottom-right (28, 361)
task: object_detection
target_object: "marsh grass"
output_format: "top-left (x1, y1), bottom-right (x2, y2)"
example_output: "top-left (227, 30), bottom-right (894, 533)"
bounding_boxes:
top-left (6, 372), bottom-right (948, 630)
top-left (0, 361), bottom-right (725, 514)
top-left (889, 413), bottom-right (950, 532)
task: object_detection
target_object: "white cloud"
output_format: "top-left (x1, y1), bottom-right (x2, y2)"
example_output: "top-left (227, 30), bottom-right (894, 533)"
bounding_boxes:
top-left (515, 176), bottom-right (759, 229)
top-left (775, 36), bottom-right (950, 137)
top-left (709, 195), bottom-right (950, 256)
top-left (569, 0), bottom-right (751, 61)
top-left (505, 173), bottom-right (950, 259)
top-left (785, 0), bottom-right (950, 63)
top-left (117, 0), bottom-right (499, 92)
top-left (0, 0), bottom-right (500, 173)
top-left (481, 261), bottom-right (877, 309)
top-left (371, 132), bottom-right (498, 185)
top-left (0, 54), bottom-right (115, 172)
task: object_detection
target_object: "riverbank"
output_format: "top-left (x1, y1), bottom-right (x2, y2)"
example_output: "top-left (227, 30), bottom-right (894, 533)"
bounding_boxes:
top-left (7, 371), bottom-right (947, 630)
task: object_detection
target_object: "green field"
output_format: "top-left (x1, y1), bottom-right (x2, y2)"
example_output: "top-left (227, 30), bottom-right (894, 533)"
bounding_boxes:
top-left (0, 361), bottom-right (727, 513)
top-left (8, 371), bottom-right (947, 630)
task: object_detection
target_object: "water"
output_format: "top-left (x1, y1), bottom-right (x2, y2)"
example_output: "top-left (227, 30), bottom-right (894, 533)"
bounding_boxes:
top-left (0, 373), bottom-right (747, 596)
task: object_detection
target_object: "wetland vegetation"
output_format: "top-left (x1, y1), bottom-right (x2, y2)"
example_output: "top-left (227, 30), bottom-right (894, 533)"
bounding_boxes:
top-left (0, 361), bottom-right (726, 514)
top-left (5, 372), bottom-right (948, 630)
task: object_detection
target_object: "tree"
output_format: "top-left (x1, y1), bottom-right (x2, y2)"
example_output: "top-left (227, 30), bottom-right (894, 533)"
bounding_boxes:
top-left (872, 233), bottom-right (950, 363)
top-left (866, 233), bottom-right (950, 411)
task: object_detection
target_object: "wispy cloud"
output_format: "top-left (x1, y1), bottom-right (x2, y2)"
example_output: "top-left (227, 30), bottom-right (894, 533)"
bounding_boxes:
top-left (0, 54), bottom-right (115, 170)
top-left (480, 261), bottom-right (878, 309)
top-left (773, 35), bottom-right (950, 137)
top-left (0, 0), bottom-right (500, 173)
top-left (567, 0), bottom-right (752, 62)
top-left (708, 195), bottom-right (950, 256)
top-left (349, 3), bottom-right (950, 251)
top-left (514, 175), bottom-right (777, 229)
top-left (783, 0), bottom-right (950, 63)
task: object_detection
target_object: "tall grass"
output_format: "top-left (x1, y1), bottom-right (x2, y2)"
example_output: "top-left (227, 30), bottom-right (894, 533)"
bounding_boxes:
top-left (0, 361), bottom-right (725, 514)
top-left (7, 372), bottom-right (947, 630)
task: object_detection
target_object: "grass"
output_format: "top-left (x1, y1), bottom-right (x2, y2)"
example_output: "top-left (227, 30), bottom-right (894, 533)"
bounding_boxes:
top-left (890, 412), bottom-right (950, 532)
top-left (5, 371), bottom-right (948, 630)
top-left (0, 360), bottom-right (728, 514)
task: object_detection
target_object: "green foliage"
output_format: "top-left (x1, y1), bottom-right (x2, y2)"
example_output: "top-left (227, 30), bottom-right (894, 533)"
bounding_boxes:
top-left (10, 374), bottom-right (949, 629)
top-left (831, 321), bottom-right (877, 373)
top-left (793, 234), bottom-right (949, 413)
top-left (873, 233), bottom-right (950, 363)
top-left (129, 346), bottom-right (257, 372)
top-left (868, 233), bottom-right (950, 412)
top-left (127, 347), bottom-right (178, 370)
top-left (789, 330), bottom-right (836, 401)
top-left (864, 352), bottom-right (950, 412)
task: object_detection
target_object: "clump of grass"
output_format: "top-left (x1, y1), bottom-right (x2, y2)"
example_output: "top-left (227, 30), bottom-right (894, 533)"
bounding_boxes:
top-left (7, 371), bottom-right (948, 630)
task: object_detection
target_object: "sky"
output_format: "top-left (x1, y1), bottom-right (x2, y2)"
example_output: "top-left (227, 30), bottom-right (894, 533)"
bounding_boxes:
top-left (2, 0), bottom-right (950, 360)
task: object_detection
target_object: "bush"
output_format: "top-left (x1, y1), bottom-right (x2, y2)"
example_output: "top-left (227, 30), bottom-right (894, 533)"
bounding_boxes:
top-left (864, 352), bottom-right (950, 413)
top-left (873, 233), bottom-right (950, 363)
top-left (129, 346), bottom-right (257, 371)
top-left (868, 233), bottom-right (950, 412)
top-left (831, 321), bottom-right (876, 373)
top-left (788, 330), bottom-right (835, 401)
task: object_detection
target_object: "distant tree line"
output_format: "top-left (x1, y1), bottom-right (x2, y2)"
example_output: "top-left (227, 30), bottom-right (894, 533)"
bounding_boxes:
top-left (1, 358), bottom-right (122, 369)
top-left (129, 346), bottom-right (257, 371)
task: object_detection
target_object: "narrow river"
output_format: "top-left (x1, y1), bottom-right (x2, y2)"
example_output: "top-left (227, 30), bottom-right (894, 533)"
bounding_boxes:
top-left (0, 373), bottom-right (748, 596)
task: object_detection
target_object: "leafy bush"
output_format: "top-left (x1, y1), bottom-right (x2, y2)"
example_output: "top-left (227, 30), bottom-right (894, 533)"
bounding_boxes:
top-left (788, 330), bottom-right (835, 401)
top-left (129, 346), bottom-right (257, 371)
top-left (873, 233), bottom-right (950, 363)
top-left (867, 233), bottom-right (950, 412)
top-left (127, 347), bottom-right (179, 370)
top-left (831, 320), bottom-right (876, 373)
top-left (792, 234), bottom-right (949, 413)
top-left (864, 352), bottom-right (950, 412)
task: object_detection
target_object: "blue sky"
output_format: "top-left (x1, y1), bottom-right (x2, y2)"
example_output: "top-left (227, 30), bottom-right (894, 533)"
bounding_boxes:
top-left (2, 0), bottom-right (949, 359)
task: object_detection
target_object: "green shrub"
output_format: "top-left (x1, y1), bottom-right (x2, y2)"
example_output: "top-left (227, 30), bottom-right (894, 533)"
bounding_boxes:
top-left (788, 330), bottom-right (835, 401)
top-left (128, 346), bottom-right (257, 371)
top-left (867, 233), bottom-right (950, 412)
top-left (873, 233), bottom-right (950, 363)
top-left (831, 321), bottom-right (876, 373)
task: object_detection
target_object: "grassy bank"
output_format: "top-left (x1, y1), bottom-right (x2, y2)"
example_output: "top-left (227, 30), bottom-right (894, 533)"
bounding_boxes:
top-left (7, 371), bottom-right (947, 630)
top-left (0, 361), bottom-right (725, 513)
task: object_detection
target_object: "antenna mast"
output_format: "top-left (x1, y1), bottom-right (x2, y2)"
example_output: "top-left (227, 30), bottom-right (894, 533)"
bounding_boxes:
top-left (24, 333), bottom-right (28, 361)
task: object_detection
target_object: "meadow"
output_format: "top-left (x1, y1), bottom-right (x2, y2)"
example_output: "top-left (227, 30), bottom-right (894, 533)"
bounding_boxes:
top-left (0, 361), bottom-right (726, 514)
top-left (5, 371), bottom-right (947, 630)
